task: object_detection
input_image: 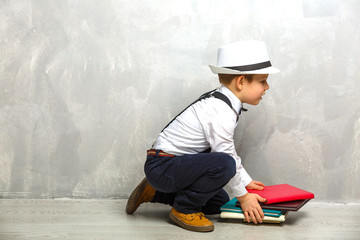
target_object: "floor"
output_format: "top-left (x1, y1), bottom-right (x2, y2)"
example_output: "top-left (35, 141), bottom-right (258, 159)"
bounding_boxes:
top-left (0, 199), bottom-right (359, 240)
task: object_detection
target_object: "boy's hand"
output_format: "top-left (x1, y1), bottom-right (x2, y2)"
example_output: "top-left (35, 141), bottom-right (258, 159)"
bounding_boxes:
top-left (237, 193), bottom-right (266, 224)
top-left (246, 180), bottom-right (265, 190)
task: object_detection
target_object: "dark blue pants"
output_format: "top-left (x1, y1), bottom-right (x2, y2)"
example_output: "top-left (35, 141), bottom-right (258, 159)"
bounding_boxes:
top-left (144, 151), bottom-right (236, 214)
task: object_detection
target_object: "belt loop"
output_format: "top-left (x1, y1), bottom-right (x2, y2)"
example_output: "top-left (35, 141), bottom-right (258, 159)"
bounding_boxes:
top-left (155, 150), bottom-right (160, 157)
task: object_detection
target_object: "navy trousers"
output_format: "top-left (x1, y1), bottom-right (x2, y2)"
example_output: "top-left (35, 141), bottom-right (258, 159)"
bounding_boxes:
top-left (144, 150), bottom-right (236, 214)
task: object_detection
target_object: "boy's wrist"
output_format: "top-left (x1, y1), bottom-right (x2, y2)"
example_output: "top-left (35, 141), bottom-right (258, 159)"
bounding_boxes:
top-left (236, 192), bottom-right (249, 202)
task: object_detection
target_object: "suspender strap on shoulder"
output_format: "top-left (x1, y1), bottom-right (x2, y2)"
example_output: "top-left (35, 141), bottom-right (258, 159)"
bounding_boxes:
top-left (212, 91), bottom-right (233, 109)
top-left (160, 89), bottom-right (241, 133)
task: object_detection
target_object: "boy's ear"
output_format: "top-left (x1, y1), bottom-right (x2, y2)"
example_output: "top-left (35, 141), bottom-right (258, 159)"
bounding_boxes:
top-left (235, 75), bottom-right (246, 90)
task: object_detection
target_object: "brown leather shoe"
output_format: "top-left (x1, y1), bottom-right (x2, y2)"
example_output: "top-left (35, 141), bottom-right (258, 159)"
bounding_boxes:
top-left (126, 177), bottom-right (156, 214)
top-left (169, 207), bottom-right (214, 232)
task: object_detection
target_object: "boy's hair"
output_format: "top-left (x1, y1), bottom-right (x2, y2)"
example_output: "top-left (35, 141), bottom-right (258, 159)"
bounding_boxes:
top-left (218, 74), bottom-right (254, 85)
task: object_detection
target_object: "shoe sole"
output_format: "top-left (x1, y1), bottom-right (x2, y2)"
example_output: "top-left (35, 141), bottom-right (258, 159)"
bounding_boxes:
top-left (126, 177), bottom-right (148, 214)
top-left (169, 211), bottom-right (214, 232)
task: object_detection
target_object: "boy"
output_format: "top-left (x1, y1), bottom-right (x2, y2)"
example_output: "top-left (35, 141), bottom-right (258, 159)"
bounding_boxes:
top-left (126, 40), bottom-right (280, 232)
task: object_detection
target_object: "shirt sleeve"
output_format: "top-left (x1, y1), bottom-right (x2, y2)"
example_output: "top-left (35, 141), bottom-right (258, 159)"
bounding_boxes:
top-left (199, 99), bottom-right (252, 197)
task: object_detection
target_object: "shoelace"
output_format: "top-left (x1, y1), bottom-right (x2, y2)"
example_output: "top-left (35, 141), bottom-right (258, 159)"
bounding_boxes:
top-left (187, 212), bottom-right (205, 221)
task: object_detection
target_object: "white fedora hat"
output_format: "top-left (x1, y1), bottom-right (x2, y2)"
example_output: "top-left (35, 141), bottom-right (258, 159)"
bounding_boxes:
top-left (209, 40), bottom-right (280, 74)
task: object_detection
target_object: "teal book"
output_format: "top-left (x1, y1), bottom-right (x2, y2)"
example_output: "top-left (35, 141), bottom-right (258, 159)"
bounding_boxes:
top-left (220, 197), bottom-right (284, 217)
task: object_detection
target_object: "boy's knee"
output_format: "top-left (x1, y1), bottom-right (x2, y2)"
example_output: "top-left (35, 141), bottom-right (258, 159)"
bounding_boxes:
top-left (210, 153), bottom-right (236, 180)
top-left (222, 154), bottom-right (236, 179)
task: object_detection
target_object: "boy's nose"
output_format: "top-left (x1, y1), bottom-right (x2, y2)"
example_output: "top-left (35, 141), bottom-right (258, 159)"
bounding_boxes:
top-left (265, 82), bottom-right (270, 90)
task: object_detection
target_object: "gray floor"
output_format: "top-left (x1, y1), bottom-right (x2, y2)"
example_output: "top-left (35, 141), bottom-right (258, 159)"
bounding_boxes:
top-left (0, 199), bottom-right (359, 240)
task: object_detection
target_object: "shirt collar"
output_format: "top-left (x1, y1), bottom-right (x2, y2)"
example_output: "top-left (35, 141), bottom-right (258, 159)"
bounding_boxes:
top-left (217, 85), bottom-right (244, 114)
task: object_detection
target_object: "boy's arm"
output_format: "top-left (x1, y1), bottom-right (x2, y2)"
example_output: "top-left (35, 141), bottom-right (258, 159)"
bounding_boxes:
top-left (201, 102), bottom-right (267, 223)
top-left (201, 103), bottom-right (252, 196)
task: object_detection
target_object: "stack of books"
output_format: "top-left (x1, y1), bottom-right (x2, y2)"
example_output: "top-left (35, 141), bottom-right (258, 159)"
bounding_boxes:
top-left (220, 184), bottom-right (314, 223)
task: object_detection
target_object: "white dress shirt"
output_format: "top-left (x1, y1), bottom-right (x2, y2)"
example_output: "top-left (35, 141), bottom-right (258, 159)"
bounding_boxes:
top-left (152, 85), bottom-right (252, 197)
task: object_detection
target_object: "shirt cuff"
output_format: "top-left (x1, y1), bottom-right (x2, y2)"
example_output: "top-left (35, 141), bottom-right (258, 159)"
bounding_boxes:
top-left (240, 167), bottom-right (252, 188)
top-left (229, 184), bottom-right (248, 197)
top-left (225, 167), bottom-right (253, 198)
top-left (225, 178), bottom-right (249, 198)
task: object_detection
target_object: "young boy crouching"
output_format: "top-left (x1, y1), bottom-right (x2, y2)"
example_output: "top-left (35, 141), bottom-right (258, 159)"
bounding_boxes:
top-left (126, 40), bottom-right (280, 232)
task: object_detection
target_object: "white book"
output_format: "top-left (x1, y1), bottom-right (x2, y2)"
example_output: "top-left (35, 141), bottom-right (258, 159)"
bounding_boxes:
top-left (220, 211), bottom-right (288, 223)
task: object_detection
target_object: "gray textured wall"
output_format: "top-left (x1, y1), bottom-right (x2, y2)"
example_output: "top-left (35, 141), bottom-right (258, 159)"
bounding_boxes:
top-left (0, 0), bottom-right (359, 202)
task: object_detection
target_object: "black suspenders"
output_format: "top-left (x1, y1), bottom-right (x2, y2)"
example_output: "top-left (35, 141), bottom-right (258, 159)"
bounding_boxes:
top-left (160, 89), bottom-right (240, 133)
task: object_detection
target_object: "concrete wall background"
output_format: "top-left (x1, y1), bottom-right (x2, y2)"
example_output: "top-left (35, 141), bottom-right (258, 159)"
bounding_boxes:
top-left (0, 0), bottom-right (359, 202)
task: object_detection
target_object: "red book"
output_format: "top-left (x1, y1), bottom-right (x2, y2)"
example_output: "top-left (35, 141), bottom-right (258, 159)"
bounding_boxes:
top-left (247, 184), bottom-right (314, 204)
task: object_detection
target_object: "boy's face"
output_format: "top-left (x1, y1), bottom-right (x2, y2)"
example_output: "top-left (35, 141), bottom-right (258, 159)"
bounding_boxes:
top-left (240, 74), bottom-right (270, 105)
